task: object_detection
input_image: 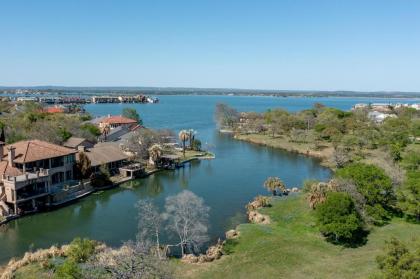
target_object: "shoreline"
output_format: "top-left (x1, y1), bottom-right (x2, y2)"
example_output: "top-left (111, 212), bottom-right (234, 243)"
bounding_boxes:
top-left (233, 133), bottom-right (335, 169)
top-left (0, 152), bottom-right (215, 227)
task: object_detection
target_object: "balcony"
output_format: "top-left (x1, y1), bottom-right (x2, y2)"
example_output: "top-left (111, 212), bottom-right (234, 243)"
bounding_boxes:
top-left (16, 188), bottom-right (48, 202)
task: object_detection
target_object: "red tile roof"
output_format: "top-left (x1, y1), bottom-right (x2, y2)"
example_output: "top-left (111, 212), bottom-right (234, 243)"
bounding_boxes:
top-left (43, 107), bottom-right (65, 114)
top-left (101, 115), bottom-right (137, 125)
top-left (1, 140), bottom-right (76, 164)
top-left (0, 160), bottom-right (23, 177)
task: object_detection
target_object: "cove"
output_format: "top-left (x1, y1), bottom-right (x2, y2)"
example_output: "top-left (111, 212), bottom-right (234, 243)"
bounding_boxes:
top-left (1, 95), bottom-right (414, 264)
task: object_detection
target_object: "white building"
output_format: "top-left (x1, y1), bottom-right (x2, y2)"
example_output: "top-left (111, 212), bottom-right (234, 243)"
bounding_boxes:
top-left (368, 111), bottom-right (397, 123)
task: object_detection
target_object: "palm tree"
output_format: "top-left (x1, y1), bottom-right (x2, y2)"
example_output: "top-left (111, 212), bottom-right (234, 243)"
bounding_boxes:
top-left (307, 180), bottom-right (337, 209)
top-left (100, 124), bottom-right (111, 141)
top-left (178, 130), bottom-right (189, 157)
top-left (148, 144), bottom-right (163, 166)
top-left (264, 177), bottom-right (286, 196)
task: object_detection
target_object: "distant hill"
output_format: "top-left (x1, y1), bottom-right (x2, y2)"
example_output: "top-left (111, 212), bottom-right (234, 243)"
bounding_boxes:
top-left (0, 86), bottom-right (419, 98)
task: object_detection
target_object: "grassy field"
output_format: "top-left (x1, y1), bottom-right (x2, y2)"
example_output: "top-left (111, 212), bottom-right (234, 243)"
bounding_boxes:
top-left (177, 195), bottom-right (419, 279)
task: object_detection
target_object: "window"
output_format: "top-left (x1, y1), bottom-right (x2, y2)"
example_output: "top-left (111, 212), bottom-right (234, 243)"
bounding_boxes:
top-left (65, 155), bottom-right (75, 164)
top-left (51, 172), bottom-right (64, 185)
top-left (51, 157), bottom-right (64, 168)
top-left (65, 170), bottom-right (72, 181)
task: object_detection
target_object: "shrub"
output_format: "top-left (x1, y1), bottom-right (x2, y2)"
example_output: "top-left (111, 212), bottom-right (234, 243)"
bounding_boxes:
top-left (375, 237), bottom-right (420, 279)
top-left (66, 238), bottom-right (96, 263)
top-left (91, 165), bottom-right (112, 188)
top-left (81, 123), bottom-right (101, 137)
top-left (315, 192), bottom-right (364, 244)
top-left (55, 259), bottom-right (81, 279)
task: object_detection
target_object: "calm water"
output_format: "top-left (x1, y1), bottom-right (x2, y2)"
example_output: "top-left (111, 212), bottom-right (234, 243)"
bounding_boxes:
top-left (0, 95), bottom-right (417, 263)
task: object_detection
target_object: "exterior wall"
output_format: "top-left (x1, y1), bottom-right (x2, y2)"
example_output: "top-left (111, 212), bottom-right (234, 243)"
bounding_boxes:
top-left (0, 154), bottom-right (76, 214)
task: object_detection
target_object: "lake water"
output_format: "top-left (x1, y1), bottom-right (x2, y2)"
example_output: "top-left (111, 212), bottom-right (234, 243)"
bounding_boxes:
top-left (0, 95), bottom-right (417, 264)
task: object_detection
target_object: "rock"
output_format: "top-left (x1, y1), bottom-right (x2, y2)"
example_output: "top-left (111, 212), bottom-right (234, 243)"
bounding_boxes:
top-left (181, 254), bottom-right (199, 264)
top-left (225, 229), bottom-right (240, 239)
top-left (248, 210), bottom-right (271, 224)
top-left (206, 240), bottom-right (223, 261)
top-left (291, 187), bottom-right (299, 193)
top-left (198, 255), bottom-right (208, 263)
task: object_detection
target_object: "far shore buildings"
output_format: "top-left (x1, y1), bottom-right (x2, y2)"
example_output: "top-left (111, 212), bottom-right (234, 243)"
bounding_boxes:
top-left (352, 102), bottom-right (419, 123)
top-left (0, 140), bottom-right (77, 217)
top-left (89, 114), bottom-right (141, 142)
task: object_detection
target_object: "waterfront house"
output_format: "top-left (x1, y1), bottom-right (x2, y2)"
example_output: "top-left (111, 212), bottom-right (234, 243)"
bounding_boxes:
top-left (98, 115), bottom-right (138, 129)
top-left (0, 140), bottom-right (77, 216)
top-left (90, 115), bottom-right (138, 130)
top-left (77, 143), bottom-right (128, 175)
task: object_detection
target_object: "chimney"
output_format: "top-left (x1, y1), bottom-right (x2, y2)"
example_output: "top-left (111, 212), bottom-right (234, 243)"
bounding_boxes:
top-left (78, 145), bottom-right (86, 152)
top-left (0, 141), bottom-right (4, 161)
top-left (8, 146), bottom-right (15, 166)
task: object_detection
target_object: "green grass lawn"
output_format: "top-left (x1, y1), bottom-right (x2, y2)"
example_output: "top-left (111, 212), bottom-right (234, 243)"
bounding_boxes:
top-left (178, 195), bottom-right (419, 279)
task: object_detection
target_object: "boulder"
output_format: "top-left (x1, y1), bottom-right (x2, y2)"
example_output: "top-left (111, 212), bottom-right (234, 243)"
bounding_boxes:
top-left (181, 254), bottom-right (199, 264)
top-left (205, 240), bottom-right (223, 261)
top-left (225, 229), bottom-right (240, 239)
top-left (248, 210), bottom-right (271, 224)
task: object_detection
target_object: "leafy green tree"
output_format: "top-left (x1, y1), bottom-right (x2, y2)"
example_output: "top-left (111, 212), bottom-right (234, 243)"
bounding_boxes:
top-left (58, 127), bottom-right (72, 142)
top-left (315, 192), bottom-right (364, 244)
top-left (191, 138), bottom-right (202, 151)
top-left (397, 171), bottom-right (420, 222)
top-left (122, 108), bottom-right (142, 124)
top-left (336, 163), bottom-right (395, 225)
top-left (375, 237), bottom-right (420, 279)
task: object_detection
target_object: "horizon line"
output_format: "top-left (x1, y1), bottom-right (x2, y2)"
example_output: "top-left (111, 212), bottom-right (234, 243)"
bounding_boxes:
top-left (1, 85), bottom-right (420, 94)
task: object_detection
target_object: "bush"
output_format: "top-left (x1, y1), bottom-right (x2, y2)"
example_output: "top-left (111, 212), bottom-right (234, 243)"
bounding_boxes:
top-left (91, 165), bottom-right (112, 188)
top-left (191, 139), bottom-right (202, 151)
top-left (335, 163), bottom-right (395, 225)
top-left (315, 192), bottom-right (364, 244)
top-left (375, 237), bottom-right (420, 279)
top-left (81, 123), bottom-right (101, 137)
top-left (66, 238), bottom-right (96, 263)
top-left (397, 171), bottom-right (420, 222)
top-left (55, 259), bottom-right (81, 279)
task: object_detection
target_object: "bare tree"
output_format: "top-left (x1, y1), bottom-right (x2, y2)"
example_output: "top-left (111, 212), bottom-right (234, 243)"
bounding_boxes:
top-left (136, 199), bottom-right (163, 259)
top-left (333, 146), bottom-right (351, 168)
top-left (214, 103), bottom-right (240, 129)
top-left (164, 190), bottom-right (210, 256)
top-left (125, 129), bottom-right (175, 160)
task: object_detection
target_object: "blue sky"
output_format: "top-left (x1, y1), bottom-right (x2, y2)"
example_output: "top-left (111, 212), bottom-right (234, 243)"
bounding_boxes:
top-left (1, 0), bottom-right (420, 91)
